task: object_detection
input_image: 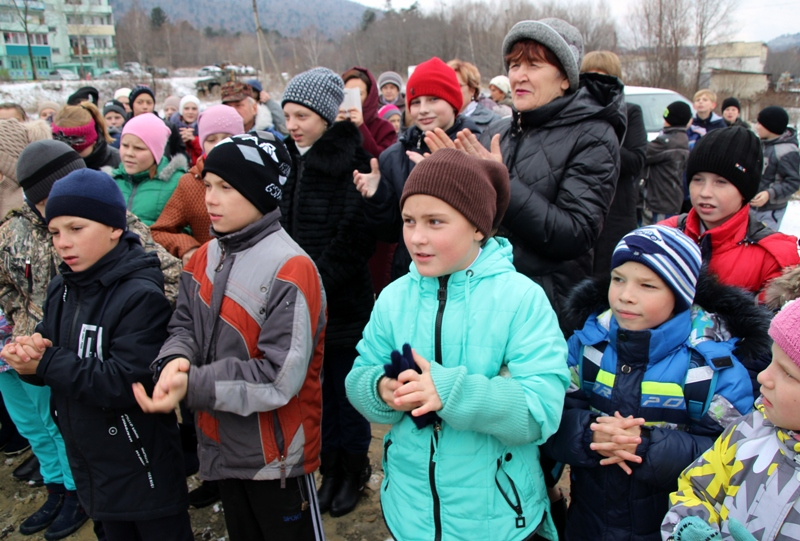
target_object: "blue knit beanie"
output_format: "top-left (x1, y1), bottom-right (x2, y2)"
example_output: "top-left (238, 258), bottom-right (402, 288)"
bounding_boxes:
top-left (611, 225), bottom-right (702, 313)
top-left (45, 169), bottom-right (127, 230)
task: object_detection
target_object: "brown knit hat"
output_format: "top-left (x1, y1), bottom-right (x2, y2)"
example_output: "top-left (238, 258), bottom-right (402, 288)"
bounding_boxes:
top-left (0, 119), bottom-right (30, 181)
top-left (400, 149), bottom-right (510, 238)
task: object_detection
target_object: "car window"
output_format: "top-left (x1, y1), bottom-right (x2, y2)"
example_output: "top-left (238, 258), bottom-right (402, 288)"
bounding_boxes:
top-left (625, 93), bottom-right (693, 135)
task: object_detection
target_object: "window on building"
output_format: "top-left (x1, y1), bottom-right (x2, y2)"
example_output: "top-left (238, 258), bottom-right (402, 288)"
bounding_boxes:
top-left (3, 32), bottom-right (26, 44)
top-left (33, 34), bottom-right (48, 45)
top-left (0, 12), bottom-right (13, 23)
top-left (52, 47), bottom-right (60, 54)
top-left (10, 58), bottom-right (23, 69)
top-left (35, 56), bottom-right (49, 69)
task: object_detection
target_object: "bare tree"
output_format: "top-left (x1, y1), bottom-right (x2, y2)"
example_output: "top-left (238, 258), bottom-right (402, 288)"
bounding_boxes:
top-left (692, 0), bottom-right (739, 92)
top-left (627, 0), bottom-right (691, 91)
top-left (300, 25), bottom-right (325, 68)
top-left (6, 0), bottom-right (45, 80)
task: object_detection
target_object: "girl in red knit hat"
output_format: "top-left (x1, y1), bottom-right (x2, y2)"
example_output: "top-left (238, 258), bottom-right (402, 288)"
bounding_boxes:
top-left (353, 57), bottom-right (483, 282)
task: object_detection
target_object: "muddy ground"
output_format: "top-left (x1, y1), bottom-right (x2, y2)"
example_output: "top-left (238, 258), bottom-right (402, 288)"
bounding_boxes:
top-left (0, 423), bottom-right (570, 540)
top-left (0, 425), bottom-right (392, 541)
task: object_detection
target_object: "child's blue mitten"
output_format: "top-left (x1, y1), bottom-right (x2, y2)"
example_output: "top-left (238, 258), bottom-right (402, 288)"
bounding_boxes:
top-left (383, 344), bottom-right (441, 429)
top-left (673, 516), bottom-right (721, 541)
top-left (727, 519), bottom-right (756, 541)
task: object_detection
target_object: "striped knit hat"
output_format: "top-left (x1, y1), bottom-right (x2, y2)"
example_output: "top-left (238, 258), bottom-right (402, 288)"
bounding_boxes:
top-left (611, 225), bottom-right (702, 313)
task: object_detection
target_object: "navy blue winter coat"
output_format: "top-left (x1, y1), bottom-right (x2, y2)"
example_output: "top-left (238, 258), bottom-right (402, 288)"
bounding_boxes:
top-left (543, 274), bottom-right (769, 541)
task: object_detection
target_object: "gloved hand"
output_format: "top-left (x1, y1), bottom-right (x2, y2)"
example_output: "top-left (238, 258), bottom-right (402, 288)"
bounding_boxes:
top-left (383, 344), bottom-right (441, 429)
top-left (673, 516), bottom-right (720, 541)
top-left (727, 518), bottom-right (757, 541)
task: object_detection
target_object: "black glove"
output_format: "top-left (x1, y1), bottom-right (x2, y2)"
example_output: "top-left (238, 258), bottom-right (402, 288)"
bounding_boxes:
top-left (383, 343), bottom-right (441, 429)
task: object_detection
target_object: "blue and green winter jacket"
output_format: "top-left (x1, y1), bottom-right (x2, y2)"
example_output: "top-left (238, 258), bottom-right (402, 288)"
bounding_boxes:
top-left (542, 274), bottom-right (767, 541)
top-left (346, 237), bottom-right (570, 541)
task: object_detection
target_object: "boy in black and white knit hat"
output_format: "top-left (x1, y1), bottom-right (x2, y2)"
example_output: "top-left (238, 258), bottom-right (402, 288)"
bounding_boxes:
top-left (133, 131), bottom-right (329, 541)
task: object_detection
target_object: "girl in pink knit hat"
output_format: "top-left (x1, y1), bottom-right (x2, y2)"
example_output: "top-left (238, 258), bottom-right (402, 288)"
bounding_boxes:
top-left (662, 298), bottom-right (800, 540)
top-left (111, 113), bottom-right (187, 226)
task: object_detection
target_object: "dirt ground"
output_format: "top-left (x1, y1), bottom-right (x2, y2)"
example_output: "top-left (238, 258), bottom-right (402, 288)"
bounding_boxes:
top-left (0, 423), bottom-right (571, 541)
top-left (0, 425), bottom-right (392, 541)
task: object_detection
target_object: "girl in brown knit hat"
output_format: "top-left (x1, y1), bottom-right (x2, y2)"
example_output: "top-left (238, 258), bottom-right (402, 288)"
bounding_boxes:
top-left (347, 149), bottom-right (570, 541)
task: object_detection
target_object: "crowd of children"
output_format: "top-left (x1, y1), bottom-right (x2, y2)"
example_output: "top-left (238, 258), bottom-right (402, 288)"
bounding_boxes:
top-left (2, 16), bottom-right (800, 541)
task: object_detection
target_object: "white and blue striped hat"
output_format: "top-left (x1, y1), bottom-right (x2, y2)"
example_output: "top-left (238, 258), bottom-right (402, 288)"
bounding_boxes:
top-left (610, 225), bottom-right (702, 312)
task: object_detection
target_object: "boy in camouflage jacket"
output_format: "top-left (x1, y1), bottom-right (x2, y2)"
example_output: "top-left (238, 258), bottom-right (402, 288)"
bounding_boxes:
top-left (0, 141), bottom-right (181, 333)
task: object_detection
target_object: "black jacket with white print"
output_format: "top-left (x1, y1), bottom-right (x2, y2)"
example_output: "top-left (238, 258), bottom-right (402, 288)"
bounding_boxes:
top-left (25, 232), bottom-right (188, 521)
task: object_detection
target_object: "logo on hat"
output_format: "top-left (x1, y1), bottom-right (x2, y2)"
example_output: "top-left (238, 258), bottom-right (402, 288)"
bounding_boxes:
top-left (735, 163), bottom-right (746, 172)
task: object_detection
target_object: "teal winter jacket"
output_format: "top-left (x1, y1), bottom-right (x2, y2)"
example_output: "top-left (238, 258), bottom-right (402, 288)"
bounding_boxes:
top-left (346, 238), bottom-right (570, 541)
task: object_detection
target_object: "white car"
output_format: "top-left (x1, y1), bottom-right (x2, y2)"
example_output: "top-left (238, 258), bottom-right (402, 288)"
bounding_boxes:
top-left (624, 86), bottom-right (693, 141)
top-left (48, 69), bottom-right (79, 81)
top-left (197, 65), bottom-right (222, 77)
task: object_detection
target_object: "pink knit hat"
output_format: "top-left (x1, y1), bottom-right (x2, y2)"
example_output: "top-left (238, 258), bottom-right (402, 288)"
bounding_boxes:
top-left (198, 104), bottom-right (245, 149)
top-left (769, 298), bottom-right (800, 368)
top-left (121, 113), bottom-right (170, 164)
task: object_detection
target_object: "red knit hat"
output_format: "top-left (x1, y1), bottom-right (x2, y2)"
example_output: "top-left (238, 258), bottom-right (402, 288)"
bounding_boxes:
top-left (400, 149), bottom-right (510, 238)
top-left (406, 57), bottom-right (463, 113)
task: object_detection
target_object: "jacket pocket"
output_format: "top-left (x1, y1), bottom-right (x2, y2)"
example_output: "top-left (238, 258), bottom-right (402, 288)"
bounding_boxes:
top-left (382, 437), bottom-right (393, 491)
top-left (494, 451), bottom-right (532, 531)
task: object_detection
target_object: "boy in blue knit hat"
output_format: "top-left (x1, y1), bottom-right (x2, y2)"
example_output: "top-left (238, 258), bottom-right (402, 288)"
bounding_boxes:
top-left (542, 225), bottom-right (765, 541)
top-left (1, 169), bottom-right (191, 540)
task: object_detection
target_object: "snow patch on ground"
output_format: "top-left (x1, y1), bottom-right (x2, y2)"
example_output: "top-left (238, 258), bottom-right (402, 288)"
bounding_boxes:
top-left (0, 76), bottom-right (219, 116)
top-left (780, 200), bottom-right (800, 238)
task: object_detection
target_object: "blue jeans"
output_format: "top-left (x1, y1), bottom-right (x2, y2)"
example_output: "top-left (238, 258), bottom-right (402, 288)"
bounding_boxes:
top-left (0, 370), bottom-right (75, 489)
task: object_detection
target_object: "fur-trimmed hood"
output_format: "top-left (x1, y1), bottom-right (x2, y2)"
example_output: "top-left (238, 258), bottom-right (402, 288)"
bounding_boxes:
top-left (285, 119), bottom-right (369, 178)
top-left (563, 271), bottom-right (772, 364)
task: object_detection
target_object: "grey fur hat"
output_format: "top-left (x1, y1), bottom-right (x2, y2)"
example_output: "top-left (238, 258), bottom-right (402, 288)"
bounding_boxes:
top-left (502, 18), bottom-right (584, 92)
top-left (281, 67), bottom-right (344, 126)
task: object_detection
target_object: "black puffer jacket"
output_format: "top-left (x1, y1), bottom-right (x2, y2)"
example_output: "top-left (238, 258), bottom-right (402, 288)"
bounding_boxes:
top-left (364, 115), bottom-right (480, 280)
top-left (30, 234), bottom-right (187, 521)
top-left (592, 102), bottom-right (646, 276)
top-left (280, 121), bottom-right (376, 349)
top-left (479, 73), bottom-right (627, 327)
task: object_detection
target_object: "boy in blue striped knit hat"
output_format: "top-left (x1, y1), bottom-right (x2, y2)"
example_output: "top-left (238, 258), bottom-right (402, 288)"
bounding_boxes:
top-left (542, 225), bottom-right (765, 541)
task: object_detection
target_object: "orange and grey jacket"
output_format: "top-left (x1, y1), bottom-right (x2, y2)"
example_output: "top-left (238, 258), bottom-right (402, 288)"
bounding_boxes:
top-left (156, 208), bottom-right (326, 482)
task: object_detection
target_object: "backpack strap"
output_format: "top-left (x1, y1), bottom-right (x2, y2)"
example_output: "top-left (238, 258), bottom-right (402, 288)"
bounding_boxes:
top-left (684, 349), bottom-right (735, 422)
top-left (580, 342), bottom-right (608, 396)
top-left (676, 213), bottom-right (688, 232)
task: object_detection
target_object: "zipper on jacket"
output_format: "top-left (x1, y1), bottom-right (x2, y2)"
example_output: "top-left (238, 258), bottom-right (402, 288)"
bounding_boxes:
top-left (215, 242), bottom-right (227, 272)
top-left (435, 276), bottom-right (449, 365)
top-left (126, 183), bottom-right (138, 211)
top-left (383, 439), bottom-right (393, 491)
top-left (430, 423), bottom-right (442, 541)
top-left (495, 457), bottom-right (526, 529)
top-left (68, 290), bottom-right (81, 348)
top-left (272, 411), bottom-right (287, 488)
top-left (25, 257), bottom-right (32, 294)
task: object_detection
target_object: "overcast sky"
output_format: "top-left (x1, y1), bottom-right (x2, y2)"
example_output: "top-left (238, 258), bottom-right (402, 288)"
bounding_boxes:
top-left (355, 0), bottom-right (800, 44)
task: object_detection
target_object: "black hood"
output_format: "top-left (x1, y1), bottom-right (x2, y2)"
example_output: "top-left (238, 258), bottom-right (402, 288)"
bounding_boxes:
top-left (562, 271), bottom-right (772, 364)
top-left (513, 72), bottom-right (627, 144)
